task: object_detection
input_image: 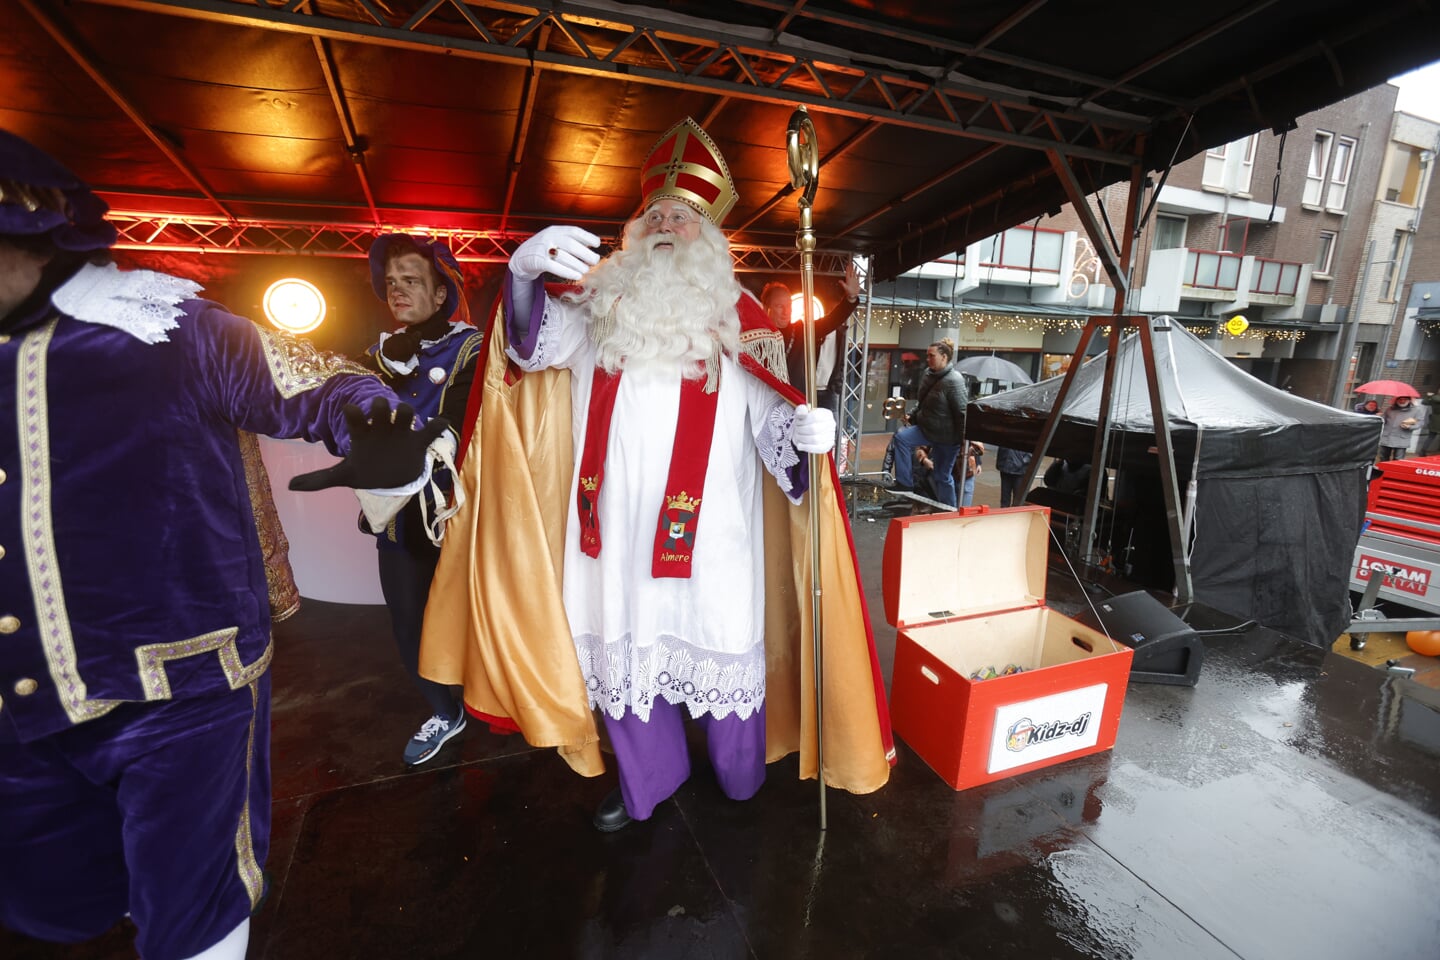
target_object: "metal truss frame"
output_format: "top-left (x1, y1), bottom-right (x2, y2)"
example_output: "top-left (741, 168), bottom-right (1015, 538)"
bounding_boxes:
top-left (107, 210), bottom-right (849, 273)
top-left (837, 256), bottom-right (872, 479)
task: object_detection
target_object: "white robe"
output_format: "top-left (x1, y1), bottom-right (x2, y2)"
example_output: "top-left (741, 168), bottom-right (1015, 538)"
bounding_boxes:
top-left (507, 294), bottom-right (804, 724)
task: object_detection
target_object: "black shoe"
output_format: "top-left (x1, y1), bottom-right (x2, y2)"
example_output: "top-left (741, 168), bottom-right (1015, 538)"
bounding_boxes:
top-left (593, 788), bottom-right (632, 833)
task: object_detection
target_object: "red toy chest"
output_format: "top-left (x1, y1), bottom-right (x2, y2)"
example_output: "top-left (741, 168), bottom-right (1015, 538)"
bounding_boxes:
top-left (882, 505), bottom-right (1133, 790)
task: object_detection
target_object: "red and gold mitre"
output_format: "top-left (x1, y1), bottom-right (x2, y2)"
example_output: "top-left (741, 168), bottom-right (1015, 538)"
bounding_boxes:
top-left (640, 118), bottom-right (739, 226)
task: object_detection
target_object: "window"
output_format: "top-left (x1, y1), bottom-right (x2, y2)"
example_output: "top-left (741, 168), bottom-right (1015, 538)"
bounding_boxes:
top-left (1382, 143), bottom-right (1426, 206)
top-left (1154, 214), bottom-right (1187, 250)
top-left (1315, 231), bottom-right (1337, 275)
top-left (1220, 218), bottom-right (1249, 255)
top-left (1326, 137), bottom-right (1355, 210)
top-left (1203, 143), bottom-right (1229, 189)
top-left (1304, 132), bottom-right (1334, 206)
top-left (1381, 230), bottom-right (1408, 300)
top-left (1202, 135), bottom-right (1256, 194)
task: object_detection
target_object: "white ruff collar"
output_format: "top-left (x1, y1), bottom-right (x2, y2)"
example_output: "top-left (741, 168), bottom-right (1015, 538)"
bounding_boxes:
top-left (51, 262), bottom-right (204, 344)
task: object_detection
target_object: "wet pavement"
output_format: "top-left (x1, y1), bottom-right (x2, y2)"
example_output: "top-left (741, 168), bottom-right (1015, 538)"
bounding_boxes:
top-left (6, 517), bottom-right (1440, 959)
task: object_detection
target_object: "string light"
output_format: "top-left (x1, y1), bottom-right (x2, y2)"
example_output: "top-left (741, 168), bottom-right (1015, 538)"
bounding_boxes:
top-left (867, 306), bottom-right (1310, 343)
top-left (1216, 326), bottom-right (1307, 343)
top-left (868, 307), bottom-right (1090, 333)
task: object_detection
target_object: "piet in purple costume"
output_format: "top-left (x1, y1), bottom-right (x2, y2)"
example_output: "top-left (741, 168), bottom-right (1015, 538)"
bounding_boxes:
top-left (359, 234), bottom-right (483, 764)
top-left (0, 130), bottom-right (439, 960)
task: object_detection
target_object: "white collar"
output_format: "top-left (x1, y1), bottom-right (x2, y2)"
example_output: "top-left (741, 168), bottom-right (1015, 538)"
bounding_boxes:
top-left (51, 262), bottom-right (203, 344)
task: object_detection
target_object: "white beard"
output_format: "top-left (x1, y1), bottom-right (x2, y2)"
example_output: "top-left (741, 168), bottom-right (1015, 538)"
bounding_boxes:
top-left (570, 217), bottom-right (742, 388)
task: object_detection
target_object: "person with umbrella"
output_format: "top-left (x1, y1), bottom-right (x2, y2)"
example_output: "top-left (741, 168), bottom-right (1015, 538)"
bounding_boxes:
top-left (1357, 379), bottom-right (1427, 461)
top-left (1380, 395), bottom-right (1425, 460)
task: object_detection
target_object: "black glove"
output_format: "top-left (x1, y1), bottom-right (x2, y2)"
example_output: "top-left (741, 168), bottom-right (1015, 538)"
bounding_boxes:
top-left (289, 398), bottom-right (450, 492)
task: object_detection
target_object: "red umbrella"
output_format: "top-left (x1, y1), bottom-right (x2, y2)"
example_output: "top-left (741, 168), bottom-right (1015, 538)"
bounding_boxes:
top-left (1355, 379), bottom-right (1420, 398)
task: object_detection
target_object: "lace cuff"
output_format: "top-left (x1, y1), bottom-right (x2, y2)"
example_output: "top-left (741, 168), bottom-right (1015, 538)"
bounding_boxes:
top-left (506, 295), bottom-right (566, 373)
top-left (52, 262), bottom-right (202, 344)
top-left (755, 399), bottom-right (809, 503)
top-left (528, 298), bottom-right (566, 370)
top-left (504, 272), bottom-right (545, 359)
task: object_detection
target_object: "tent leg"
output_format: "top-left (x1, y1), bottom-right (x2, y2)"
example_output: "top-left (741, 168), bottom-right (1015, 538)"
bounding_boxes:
top-left (1135, 317), bottom-right (1194, 602)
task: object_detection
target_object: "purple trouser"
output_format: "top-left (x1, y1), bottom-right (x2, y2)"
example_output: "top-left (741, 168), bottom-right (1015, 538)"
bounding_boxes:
top-left (0, 676), bottom-right (270, 960)
top-left (603, 698), bottom-right (767, 820)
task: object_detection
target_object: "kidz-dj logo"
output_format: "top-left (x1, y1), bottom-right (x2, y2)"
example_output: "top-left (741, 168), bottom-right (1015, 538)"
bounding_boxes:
top-left (1005, 712), bottom-right (1092, 753)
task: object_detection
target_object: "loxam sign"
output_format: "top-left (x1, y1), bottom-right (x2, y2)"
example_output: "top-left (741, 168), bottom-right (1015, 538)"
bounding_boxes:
top-left (1356, 555), bottom-right (1431, 596)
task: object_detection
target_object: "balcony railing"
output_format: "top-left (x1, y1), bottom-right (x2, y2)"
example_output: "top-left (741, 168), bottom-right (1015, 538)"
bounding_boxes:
top-left (975, 225), bottom-right (1065, 273)
top-left (1184, 250), bottom-right (1242, 291)
top-left (1250, 257), bottom-right (1301, 297)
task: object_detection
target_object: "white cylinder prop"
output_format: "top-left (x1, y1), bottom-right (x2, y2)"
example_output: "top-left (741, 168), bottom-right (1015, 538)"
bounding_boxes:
top-left (256, 436), bottom-right (384, 604)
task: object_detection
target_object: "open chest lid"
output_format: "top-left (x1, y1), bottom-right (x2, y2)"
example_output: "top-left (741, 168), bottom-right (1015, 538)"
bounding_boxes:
top-left (881, 506), bottom-right (1049, 629)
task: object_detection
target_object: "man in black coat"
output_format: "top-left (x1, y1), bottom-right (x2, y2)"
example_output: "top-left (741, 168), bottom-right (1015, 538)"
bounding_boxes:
top-left (996, 446), bottom-right (1034, 507)
top-left (890, 340), bottom-right (968, 506)
top-left (760, 261), bottom-right (860, 411)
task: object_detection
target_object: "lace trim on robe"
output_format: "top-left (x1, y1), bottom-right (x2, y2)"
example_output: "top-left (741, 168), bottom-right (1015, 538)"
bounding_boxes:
top-left (51, 262), bottom-right (202, 344)
top-left (520, 295), bottom-right (566, 371)
top-left (755, 398), bottom-right (803, 501)
top-left (576, 632), bottom-right (766, 723)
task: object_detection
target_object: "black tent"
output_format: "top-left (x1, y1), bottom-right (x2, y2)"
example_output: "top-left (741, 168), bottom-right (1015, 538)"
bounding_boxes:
top-left (966, 319), bottom-right (1382, 647)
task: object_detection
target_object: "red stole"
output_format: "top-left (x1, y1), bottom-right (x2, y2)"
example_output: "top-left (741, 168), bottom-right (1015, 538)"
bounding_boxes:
top-left (576, 366), bottom-right (720, 578)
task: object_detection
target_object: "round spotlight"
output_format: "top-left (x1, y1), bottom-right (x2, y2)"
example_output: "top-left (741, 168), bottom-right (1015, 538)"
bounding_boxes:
top-left (788, 292), bottom-right (826, 325)
top-left (264, 278), bottom-right (326, 334)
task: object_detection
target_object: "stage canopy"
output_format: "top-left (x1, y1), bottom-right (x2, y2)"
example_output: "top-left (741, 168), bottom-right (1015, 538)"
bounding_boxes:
top-left (4, 0), bottom-right (1440, 278)
top-left (966, 322), bottom-right (1383, 646)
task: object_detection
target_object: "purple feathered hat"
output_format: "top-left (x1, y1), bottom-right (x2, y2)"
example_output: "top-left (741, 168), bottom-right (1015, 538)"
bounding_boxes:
top-left (367, 234), bottom-right (469, 325)
top-left (0, 128), bottom-right (118, 252)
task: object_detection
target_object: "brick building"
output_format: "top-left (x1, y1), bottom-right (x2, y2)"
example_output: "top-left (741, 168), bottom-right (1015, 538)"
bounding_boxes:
top-left (1363, 112), bottom-right (1440, 411)
top-left (862, 80), bottom-right (1439, 426)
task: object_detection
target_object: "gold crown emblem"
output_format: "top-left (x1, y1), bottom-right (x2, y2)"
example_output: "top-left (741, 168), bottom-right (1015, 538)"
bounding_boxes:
top-left (640, 118), bottom-right (739, 226)
top-left (665, 490), bottom-right (701, 513)
top-left (580, 475), bottom-right (598, 493)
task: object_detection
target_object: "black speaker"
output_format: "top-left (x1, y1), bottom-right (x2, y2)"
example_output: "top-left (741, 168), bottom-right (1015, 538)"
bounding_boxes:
top-left (1075, 590), bottom-right (1204, 686)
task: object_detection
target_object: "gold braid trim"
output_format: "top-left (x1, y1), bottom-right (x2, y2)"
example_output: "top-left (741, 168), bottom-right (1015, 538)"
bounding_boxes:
top-left (257, 326), bottom-right (373, 399)
top-left (238, 430), bottom-right (300, 622)
top-left (134, 629), bottom-right (273, 701)
top-left (739, 327), bottom-right (788, 382)
top-left (235, 680), bottom-right (265, 909)
top-left (19, 320), bottom-right (121, 724)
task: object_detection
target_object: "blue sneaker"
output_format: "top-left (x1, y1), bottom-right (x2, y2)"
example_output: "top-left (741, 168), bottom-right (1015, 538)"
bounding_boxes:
top-left (402, 711), bottom-right (466, 766)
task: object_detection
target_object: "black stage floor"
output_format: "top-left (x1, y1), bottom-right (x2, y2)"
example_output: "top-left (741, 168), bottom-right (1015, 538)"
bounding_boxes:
top-left (8, 518), bottom-right (1440, 959)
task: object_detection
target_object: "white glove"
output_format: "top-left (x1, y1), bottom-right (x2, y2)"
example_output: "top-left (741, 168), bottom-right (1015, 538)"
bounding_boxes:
top-left (511, 225), bottom-right (603, 282)
top-left (792, 404), bottom-right (836, 455)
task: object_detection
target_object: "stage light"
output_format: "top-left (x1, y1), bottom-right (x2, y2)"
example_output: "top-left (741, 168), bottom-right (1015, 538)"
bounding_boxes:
top-left (789, 292), bottom-right (826, 324)
top-left (263, 278), bottom-right (326, 334)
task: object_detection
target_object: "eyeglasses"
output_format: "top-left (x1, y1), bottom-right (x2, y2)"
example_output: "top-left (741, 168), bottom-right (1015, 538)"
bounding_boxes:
top-left (643, 208), bottom-right (698, 228)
